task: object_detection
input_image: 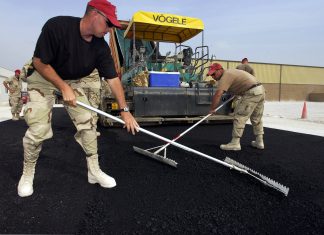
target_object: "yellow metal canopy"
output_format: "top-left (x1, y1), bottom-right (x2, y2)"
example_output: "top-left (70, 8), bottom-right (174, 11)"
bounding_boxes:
top-left (124, 11), bottom-right (204, 43)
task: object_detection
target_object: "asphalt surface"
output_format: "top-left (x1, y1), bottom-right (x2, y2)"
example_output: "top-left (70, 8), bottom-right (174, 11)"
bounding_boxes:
top-left (0, 108), bottom-right (323, 234)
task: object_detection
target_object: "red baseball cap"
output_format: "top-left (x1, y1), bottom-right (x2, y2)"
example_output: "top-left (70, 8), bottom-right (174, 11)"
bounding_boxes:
top-left (15, 69), bottom-right (21, 74)
top-left (88, 0), bottom-right (122, 28)
top-left (207, 63), bottom-right (223, 76)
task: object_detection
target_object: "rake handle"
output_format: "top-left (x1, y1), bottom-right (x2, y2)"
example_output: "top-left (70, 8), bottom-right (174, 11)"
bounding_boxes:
top-left (153, 96), bottom-right (235, 154)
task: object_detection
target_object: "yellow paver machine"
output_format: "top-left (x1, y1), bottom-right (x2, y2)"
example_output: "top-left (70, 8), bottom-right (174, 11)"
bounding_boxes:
top-left (100, 11), bottom-right (233, 126)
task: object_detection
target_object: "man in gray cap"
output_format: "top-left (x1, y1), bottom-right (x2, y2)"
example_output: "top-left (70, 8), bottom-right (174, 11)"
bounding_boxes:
top-left (236, 57), bottom-right (255, 76)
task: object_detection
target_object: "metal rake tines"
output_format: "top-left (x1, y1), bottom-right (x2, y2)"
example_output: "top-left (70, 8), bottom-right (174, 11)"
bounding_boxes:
top-left (133, 146), bottom-right (178, 168)
top-left (224, 157), bottom-right (290, 196)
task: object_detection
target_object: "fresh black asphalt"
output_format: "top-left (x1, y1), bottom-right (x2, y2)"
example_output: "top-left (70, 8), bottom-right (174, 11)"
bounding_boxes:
top-left (0, 107), bottom-right (323, 234)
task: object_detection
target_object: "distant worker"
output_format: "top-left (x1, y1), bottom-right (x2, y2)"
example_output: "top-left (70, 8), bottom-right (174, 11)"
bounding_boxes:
top-left (3, 69), bottom-right (23, 120)
top-left (17, 0), bottom-right (139, 197)
top-left (233, 58), bottom-right (256, 112)
top-left (236, 57), bottom-right (255, 76)
top-left (207, 63), bottom-right (265, 151)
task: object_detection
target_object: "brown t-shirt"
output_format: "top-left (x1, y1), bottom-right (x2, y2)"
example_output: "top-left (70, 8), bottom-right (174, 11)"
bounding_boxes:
top-left (236, 64), bottom-right (255, 76)
top-left (217, 69), bottom-right (259, 95)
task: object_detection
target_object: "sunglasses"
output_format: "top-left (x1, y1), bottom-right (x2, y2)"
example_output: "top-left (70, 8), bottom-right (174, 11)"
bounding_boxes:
top-left (96, 10), bottom-right (115, 28)
top-left (210, 69), bottom-right (222, 77)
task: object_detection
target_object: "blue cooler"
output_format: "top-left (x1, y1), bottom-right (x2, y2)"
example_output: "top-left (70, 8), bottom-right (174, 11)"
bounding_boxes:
top-left (149, 71), bottom-right (180, 87)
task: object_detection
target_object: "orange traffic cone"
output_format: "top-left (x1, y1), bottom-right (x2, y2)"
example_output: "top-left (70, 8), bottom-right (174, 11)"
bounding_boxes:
top-left (301, 101), bottom-right (307, 119)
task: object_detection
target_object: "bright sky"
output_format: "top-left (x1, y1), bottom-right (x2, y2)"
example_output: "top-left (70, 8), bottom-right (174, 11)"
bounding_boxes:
top-left (1, 0), bottom-right (324, 71)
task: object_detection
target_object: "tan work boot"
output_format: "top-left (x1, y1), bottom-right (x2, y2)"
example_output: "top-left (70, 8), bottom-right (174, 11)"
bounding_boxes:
top-left (220, 137), bottom-right (241, 151)
top-left (18, 161), bottom-right (36, 197)
top-left (12, 114), bottom-right (19, 121)
top-left (86, 154), bottom-right (116, 188)
top-left (251, 135), bottom-right (264, 149)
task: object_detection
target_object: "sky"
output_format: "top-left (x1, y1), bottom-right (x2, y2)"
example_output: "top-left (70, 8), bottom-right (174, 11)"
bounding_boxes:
top-left (0, 0), bottom-right (324, 71)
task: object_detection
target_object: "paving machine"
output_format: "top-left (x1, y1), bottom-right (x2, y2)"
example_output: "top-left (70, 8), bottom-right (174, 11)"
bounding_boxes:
top-left (100, 11), bottom-right (233, 126)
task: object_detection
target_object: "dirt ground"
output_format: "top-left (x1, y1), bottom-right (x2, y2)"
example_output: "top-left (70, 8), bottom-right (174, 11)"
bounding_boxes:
top-left (0, 108), bottom-right (323, 234)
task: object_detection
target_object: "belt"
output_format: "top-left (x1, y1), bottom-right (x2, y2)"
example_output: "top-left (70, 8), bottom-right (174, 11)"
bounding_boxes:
top-left (247, 83), bottom-right (262, 91)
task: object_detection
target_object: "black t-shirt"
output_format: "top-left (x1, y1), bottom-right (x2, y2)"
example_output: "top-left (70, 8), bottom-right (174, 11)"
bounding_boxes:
top-left (34, 16), bottom-right (117, 80)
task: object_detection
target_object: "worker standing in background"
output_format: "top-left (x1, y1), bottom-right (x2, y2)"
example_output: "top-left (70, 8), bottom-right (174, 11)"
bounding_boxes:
top-left (232, 58), bottom-right (256, 113)
top-left (236, 57), bottom-right (255, 76)
top-left (3, 69), bottom-right (23, 120)
top-left (17, 0), bottom-right (139, 198)
top-left (207, 63), bottom-right (265, 151)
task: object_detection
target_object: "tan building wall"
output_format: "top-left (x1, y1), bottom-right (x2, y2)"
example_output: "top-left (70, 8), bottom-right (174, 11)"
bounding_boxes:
top-left (203, 60), bottom-right (324, 101)
top-left (262, 84), bottom-right (280, 101)
top-left (279, 84), bottom-right (324, 101)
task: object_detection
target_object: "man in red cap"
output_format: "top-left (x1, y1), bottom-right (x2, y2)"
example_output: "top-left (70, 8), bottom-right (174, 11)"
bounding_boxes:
top-left (207, 63), bottom-right (265, 151)
top-left (17, 0), bottom-right (139, 197)
top-left (3, 69), bottom-right (23, 120)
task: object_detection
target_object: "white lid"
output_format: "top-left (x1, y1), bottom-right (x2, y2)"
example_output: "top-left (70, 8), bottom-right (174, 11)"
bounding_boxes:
top-left (149, 71), bottom-right (180, 74)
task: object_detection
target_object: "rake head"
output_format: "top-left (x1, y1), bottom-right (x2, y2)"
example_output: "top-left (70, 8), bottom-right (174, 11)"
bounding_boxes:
top-left (133, 146), bottom-right (178, 168)
top-left (224, 157), bottom-right (290, 196)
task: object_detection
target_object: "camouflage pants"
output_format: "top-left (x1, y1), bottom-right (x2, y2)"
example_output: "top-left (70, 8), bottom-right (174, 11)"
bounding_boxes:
top-left (9, 96), bottom-right (23, 115)
top-left (23, 71), bottom-right (101, 164)
top-left (232, 85), bottom-right (265, 138)
top-left (74, 76), bottom-right (101, 129)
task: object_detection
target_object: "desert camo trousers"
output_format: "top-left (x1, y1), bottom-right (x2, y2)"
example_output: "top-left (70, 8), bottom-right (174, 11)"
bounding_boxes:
top-left (232, 85), bottom-right (265, 138)
top-left (23, 71), bottom-right (101, 164)
top-left (9, 96), bottom-right (23, 116)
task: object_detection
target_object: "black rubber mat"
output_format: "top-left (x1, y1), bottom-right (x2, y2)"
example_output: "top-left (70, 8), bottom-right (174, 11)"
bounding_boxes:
top-left (0, 107), bottom-right (323, 234)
